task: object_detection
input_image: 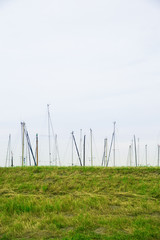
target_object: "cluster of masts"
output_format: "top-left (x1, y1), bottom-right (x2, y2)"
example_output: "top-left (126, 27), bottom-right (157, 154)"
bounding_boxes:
top-left (4, 105), bottom-right (160, 168)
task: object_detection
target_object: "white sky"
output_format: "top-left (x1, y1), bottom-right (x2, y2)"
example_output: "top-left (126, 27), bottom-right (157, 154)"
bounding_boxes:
top-left (0, 0), bottom-right (160, 166)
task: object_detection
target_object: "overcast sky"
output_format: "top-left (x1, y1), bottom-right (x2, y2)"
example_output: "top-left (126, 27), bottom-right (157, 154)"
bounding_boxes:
top-left (0, 0), bottom-right (160, 167)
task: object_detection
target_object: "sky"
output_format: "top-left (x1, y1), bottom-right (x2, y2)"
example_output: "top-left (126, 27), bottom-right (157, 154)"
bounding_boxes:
top-left (0, 0), bottom-right (160, 167)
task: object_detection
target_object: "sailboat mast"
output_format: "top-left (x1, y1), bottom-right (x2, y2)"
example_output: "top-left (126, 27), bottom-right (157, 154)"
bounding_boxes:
top-left (90, 129), bottom-right (93, 166)
top-left (113, 121), bottom-right (116, 167)
top-left (134, 135), bottom-right (137, 167)
top-left (145, 144), bottom-right (148, 166)
top-left (47, 104), bottom-right (51, 165)
top-left (83, 135), bottom-right (86, 166)
top-left (21, 122), bottom-right (25, 167)
top-left (158, 145), bottom-right (160, 167)
top-left (36, 134), bottom-right (38, 166)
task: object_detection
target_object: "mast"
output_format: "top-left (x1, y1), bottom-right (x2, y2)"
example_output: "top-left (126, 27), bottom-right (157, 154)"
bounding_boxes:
top-left (11, 151), bottom-right (13, 167)
top-left (36, 134), bottom-right (38, 166)
top-left (90, 129), bottom-right (93, 166)
top-left (158, 145), bottom-right (160, 167)
top-left (80, 129), bottom-right (82, 161)
top-left (21, 122), bottom-right (25, 167)
top-left (5, 134), bottom-right (11, 167)
top-left (137, 138), bottom-right (139, 166)
top-left (55, 134), bottom-right (61, 166)
top-left (104, 138), bottom-right (107, 166)
top-left (83, 135), bottom-right (86, 166)
top-left (107, 132), bottom-right (114, 166)
top-left (72, 132), bottom-right (82, 166)
top-left (129, 144), bottom-right (132, 166)
top-left (134, 135), bottom-right (137, 167)
top-left (145, 144), bottom-right (147, 166)
top-left (72, 132), bottom-right (74, 166)
top-left (113, 122), bottom-right (116, 167)
top-left (47, 104), bottom-right (52, 165)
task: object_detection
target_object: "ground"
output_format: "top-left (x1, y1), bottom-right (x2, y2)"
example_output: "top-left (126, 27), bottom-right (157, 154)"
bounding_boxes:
top-left (0, 167), bottom-right (160, 240)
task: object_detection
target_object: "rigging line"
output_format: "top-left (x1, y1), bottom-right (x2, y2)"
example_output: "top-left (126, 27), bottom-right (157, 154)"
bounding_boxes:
top-left (55, 138), bottom-right (61, 166)
top-left (62, 135), bottom-right (71, 163)
top-left (92, 133), bottom-right (100, 165)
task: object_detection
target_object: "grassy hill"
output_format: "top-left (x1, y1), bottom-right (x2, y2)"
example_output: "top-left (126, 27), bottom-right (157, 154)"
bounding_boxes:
top-left (0, 167), bottom-right (160, 240)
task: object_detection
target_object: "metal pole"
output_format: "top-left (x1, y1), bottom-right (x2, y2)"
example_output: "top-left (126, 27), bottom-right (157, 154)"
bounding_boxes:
top-left (134, 135), bottom-right (137, 167)
top-left (107, 132), bottom-right (114, 167)
top-left (145, 144), bottom-right (147, 166)
top-left (11, 151), bottom-right (13, 167)
top-left (47, 104), bottom-right (51, 165)
top-left (137, 138), bottom-right (139, 166)
top-left (158, 145), bottom-right (160, 167)
top-left (36, 134), bottom-right (38, 166)
top-left (72, 132), bottom-right (82, 166)
top-left (113, 122), bottom-right (116, 167)
top-left (129, 145), bottom-right (132, 166)
top-left (80, 129), bottom-right (82, 161)
top-left (83, 135), bottom-right (86, 166)
top-left (90, 129), bottom-right (93, 166)
top-left (72, 132), bottom-right (74, 166)
top-left (105, 138), bottom-right (107, 167)
top-left (21, 122), bottom-right (25, 167)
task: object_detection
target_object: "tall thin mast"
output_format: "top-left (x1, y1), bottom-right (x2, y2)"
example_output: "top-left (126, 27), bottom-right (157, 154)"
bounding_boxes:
top-left (72, 132), bottom-right (82, 166)
top-left (83, 135), bottom-right (86, 166)
top-left (134, 135), bottom-right (137, 167)
top-left (113, 121), bottom-right (116, 167)
top-left (129, 144), bottom-right (132, 166)
top-left (104, 138), bottom-right (107, 166)
top-left (11, 151), bottom-right (13, 167)
top-left (36, 134), bottom-right (38, 166)
top-left (158, 145), bottom-right (160, 167)
top-left (21, 122), bottom-right (25, 167)
top-left (47, 104), bottom-right (51, 165)
top-left (137, 138), bottom-right (139, 166)
top-left (55, 134), bottom-right (61, 166)
top-left (72, 132), bottom-right (74, 166)
top-left (80, 129), bottom-right (82, 161)
top-left (107, 132), bottom-right (114, 167)
top-left (90, 129), bottom-right (93, 166)
top-left (5, 134), bottom-right (11, 167)
top-left (145, 144), bottom-right (147, 166)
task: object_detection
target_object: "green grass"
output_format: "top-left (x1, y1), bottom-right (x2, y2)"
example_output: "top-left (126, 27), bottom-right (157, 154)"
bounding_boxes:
top-left (0, 167), bottom-right (160, 239)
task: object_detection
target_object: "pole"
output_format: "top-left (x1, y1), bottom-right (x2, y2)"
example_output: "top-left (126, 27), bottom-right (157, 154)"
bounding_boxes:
top-left (107, 132), bottom-right (114, 167)
top-left (113, 122), bottom-right (116, 166)
top-left (90, 129), bottom-right (93, 166)
top-left (21, 122), bottom-right (25, 167)
top-left (83, 135), bottom-right (86, 166)
top-left (72, 132), bottom-right (82, 166)
top-left (36, 134), bottom-right (38, 166)
top-left (137, 138), bottom-right (139, 166)
top-left (80, 129), bottom-right (82, 161)
top-left (145, 144), bottom-right (147, 166)
top-left (47, 104), bottom-right (51, 165)
top-left (72, 132), bottom-right (74, 166)
top-left (105, 138), bottom-right (107, 167)
top-left (11, 151), bottom-right (13, 167)
top-left (129, 145), bottom-right (132, 166)
top-left (158, 145), bottom-right (160, 167)
top-left (134, 135), bottom-right (137, 167)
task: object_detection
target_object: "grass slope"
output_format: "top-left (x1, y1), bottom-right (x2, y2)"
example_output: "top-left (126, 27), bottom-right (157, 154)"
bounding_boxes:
top-left (0, 167), bottom-right (160, 240)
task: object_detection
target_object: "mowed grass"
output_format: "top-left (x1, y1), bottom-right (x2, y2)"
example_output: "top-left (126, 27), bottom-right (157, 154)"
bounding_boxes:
top-left (0, 167), bottom-right (160, 240)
